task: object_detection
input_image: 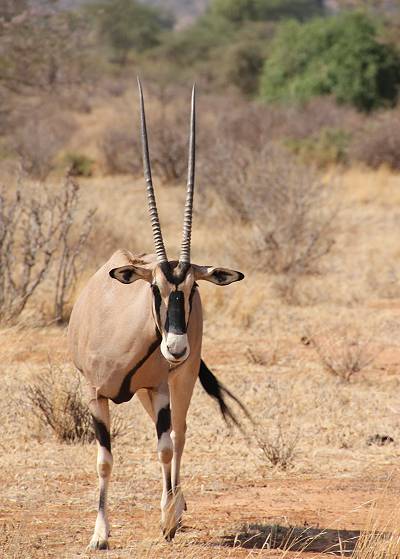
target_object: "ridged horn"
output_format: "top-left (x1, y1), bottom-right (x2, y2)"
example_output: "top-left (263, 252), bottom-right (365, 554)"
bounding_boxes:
top-left (137, 77), bottom-right (168, 264)
top-left (179, 84), bottom-right (196, 264)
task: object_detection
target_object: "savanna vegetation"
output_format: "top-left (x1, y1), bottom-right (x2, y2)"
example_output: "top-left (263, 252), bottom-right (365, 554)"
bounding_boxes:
top-left (1, 0), bottom-right (400, 557)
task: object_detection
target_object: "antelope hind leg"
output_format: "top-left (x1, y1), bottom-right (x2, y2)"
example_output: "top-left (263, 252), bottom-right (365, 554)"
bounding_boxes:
top-left (88, 397), bottom-right (113, 550)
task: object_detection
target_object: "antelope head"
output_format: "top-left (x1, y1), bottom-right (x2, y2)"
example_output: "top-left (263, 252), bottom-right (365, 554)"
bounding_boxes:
top-left (110, 79), bottom-right (244, 365)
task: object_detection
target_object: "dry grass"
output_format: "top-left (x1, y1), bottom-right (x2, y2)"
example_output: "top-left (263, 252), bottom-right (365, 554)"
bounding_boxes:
top-left (255, 425), bottom-right (299, 470)
top-left (24, 361), bottom-right (125, 444)
top-left (0, 521), bottom-right (51, 559)
top-left (1, 90), bottom-right (400, 556)
top-left (351, 489), bottom-right (400, 559)
top-left (309, 326), bottom-right (377, 382)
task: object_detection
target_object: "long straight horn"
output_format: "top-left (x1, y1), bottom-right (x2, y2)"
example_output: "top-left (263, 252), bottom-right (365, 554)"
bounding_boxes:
top-left (137, 77), bottom-right (168, 264)
top-left (179, 84), bottom-right (196, 264)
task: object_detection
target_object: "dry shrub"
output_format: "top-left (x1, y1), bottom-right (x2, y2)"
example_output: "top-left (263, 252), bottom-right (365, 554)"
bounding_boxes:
top-left (0, 177), bottom-right (94, 324)
top-left (149, 106), bottom-right (193, 183)
top-left (25, 362), bottom-right (125, 444)
top-left (310, 326), bottom-right (377, 382)
top-left (52, 178), bottom-right (95, 322)
top-left (245, 344), bottom-right (280, 367)
top-left (101, 126), bottom-right (142, 175)
top-left (101, 109), bottom-right (190, 182)
top-left (101, 84), bottom-right (205, 182)
top-left (0, 182), bottom-right (59, 323)
top-left (278, 97), bottom-right (362, 142)
top-left (195, 97), bottom-right (338, 305)
top-left (255, 424), bottom-right (299, 470)
top-left (13, 105), bottom-right (76, 180)
top-left (201, 132), bottom-right (335, 297)
top-left (254, 381), bottom-right (299, 470)
top-left (199, 95), bottom-right (336, 277)
top-left (286, 127), bottom-right (351, 167)
top-left (350, 110), bottom-right (400, 171)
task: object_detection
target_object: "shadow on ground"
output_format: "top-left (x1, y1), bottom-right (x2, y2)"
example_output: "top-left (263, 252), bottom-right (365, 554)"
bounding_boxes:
top-left (221, 523), bottom-right (362, 554)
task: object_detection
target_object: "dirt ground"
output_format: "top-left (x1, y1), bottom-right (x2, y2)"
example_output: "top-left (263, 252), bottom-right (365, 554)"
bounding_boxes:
top-left (1, 167), bottom-right (400, 557)
top-left (1, 324), bottom-right (400, 558)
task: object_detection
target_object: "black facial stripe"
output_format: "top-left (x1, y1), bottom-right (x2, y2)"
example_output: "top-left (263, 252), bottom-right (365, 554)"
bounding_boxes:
top-left (156, 405), bottom-right (171, 439)
top-left (165, 291), bottom-right (186, 334)
top-left (189, 283), bottom-right (198, 314)
top-left (92, 416), bottom-right (111, 453)
top-left (152, 284), bottom-right (162, 327)
top-left (111, 332), bottom-right (161, 404)
top-left (160, 261), bottom-right (190, 286)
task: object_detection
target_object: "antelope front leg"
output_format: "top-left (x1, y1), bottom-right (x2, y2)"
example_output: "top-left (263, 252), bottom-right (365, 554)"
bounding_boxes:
top-left (168, 363), bottom-right (199, 539)
top-left (150, 382), bottom-right (176, 539)
top-left (88, 396), bottom-right (113, 550)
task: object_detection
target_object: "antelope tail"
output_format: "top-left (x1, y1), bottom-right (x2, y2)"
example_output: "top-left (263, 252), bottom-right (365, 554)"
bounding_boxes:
top-left (198, 360), bottom-right (252, 430)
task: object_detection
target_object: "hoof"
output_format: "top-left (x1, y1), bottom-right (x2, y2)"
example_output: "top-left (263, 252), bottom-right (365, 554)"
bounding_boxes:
top-left (163, 525), bottom-right (177, 541)
top-left (87, 536), bottom-right (109, 551)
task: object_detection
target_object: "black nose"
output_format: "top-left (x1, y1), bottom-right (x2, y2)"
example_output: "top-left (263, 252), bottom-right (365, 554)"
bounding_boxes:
top-left (167, 347), bottom-right (186, 359)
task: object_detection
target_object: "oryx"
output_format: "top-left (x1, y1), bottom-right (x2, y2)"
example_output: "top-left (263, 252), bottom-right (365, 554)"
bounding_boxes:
top-left (68, 80), bottom-right (245, 550)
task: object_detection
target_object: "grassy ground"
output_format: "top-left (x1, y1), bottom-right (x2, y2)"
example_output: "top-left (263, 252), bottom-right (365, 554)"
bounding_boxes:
top-left (1, 166), bottom-right (400, 557)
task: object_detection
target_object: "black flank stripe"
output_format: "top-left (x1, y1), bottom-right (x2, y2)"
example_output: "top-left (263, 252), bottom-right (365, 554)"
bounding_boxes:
top-left (156, 405), bottom-right (171, 439)
top-left (111, 332), bottom-right (161, 405)
top-left (92, 416), bottom-right (111, 453)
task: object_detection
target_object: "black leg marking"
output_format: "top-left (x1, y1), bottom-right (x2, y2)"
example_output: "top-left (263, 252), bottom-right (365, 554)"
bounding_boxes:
top-left (111, 333), bottom-right (161, 404)
top-left (99, 487), bottom-right (106, 512)
top-left (166, 475), bottom-right (172, 494)
top-left (92, 416), bottom-right (111, 453)
top-left (156, 405), bottom-right (171, 439)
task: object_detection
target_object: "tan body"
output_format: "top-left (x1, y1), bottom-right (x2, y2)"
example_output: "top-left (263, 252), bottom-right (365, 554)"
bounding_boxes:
top-left (68, 250), bottom-right (208, 548)
top-left (67, 81), bottom-right (244, 550)
top-left (69, 250), bottom-right (202, 403)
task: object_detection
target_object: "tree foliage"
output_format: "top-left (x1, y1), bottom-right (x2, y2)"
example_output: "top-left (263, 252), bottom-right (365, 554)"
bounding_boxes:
top-left (207, 0), bottom-right (323, 24)
top-left (0, 0), bottom-right (28, 21)
top-left (260, 12), bottom-right (400, 111)
top-left (91, 0), bottom-right (174, 64)
top-left (0, 10), bottom-right (98, 96)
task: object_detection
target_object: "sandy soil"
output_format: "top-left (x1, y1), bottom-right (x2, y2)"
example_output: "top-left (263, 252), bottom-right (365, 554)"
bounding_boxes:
top-left (1, 326), bottom-right (400, 558)
top-left (1, 166), bottom-right (400, 557)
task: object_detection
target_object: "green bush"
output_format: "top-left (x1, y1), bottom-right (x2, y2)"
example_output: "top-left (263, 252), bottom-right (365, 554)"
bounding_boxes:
top-left (65, 153), bottom-right (94, 177)
top-left (260, 12), bottom-right (400, 111)
top-left (219, 22), bottom-right (272, 95)
top-left (286, 127), bottom-right (351, 167)
top-left (90, 0), bottom-right (174, 64)
top-left (156, 14), bottom-right (234, 68)
top-left (207, 0), bottom-right (323, 24)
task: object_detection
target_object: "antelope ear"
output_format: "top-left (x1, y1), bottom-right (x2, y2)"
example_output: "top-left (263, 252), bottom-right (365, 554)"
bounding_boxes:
top-left (109, 265), bottom-right (152, 284)
top-left (193, 266), bottom-right (244, 286)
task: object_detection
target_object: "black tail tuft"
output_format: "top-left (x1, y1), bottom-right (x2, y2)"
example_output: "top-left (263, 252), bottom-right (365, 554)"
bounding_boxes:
top-left (198, 359), bottom-right (252, 430)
